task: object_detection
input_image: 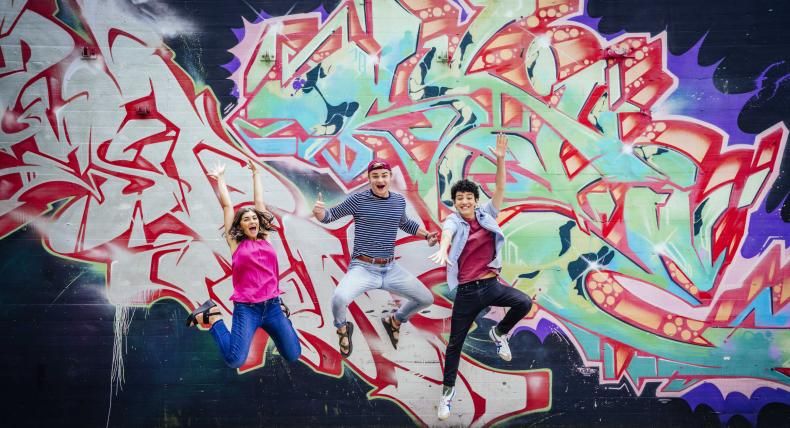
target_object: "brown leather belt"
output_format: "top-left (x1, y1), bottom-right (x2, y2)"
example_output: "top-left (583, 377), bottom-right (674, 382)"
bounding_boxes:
top-left (354, 254), bottom-right (394, 265)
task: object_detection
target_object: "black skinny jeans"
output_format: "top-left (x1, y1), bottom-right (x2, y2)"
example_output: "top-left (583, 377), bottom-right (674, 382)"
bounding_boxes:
top-left (442, 277), bottom-right (532, 387)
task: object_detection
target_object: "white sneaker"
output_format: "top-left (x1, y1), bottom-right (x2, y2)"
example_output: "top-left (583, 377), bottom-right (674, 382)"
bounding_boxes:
top-left (489, 326), bottom-right (512, 361)
top-left (437, 387), bottom-right (455, 420)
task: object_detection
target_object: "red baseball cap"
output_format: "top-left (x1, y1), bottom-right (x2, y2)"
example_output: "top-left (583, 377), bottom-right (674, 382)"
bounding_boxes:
top-left (367, 159), bottom-right (391, 173)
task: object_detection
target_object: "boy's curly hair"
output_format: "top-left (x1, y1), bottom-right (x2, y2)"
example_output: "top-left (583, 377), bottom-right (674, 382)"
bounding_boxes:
top-left (450, 179), bottom-right (480, 201)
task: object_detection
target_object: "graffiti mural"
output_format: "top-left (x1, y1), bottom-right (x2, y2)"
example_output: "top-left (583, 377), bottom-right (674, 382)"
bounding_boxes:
top-left (1, 0), bottom-right (788, 426)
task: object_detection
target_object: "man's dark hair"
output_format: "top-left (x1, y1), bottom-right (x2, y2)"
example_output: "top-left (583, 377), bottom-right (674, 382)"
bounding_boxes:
top-left (450, 179), bottom-right (479, 200)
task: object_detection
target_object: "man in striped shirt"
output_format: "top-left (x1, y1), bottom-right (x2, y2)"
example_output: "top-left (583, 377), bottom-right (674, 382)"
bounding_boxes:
top-left (313, 159), bottom-right (438, 357)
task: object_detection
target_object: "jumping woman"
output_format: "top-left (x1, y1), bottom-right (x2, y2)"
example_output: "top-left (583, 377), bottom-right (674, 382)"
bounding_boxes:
top-left (186, 160), bottom-right (301, 367)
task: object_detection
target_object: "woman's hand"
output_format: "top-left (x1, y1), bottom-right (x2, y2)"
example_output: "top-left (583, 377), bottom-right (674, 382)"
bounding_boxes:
top-left (207, 163), bottom-right (226, 180)
top-left (247, 159), bottom-right (259, 175)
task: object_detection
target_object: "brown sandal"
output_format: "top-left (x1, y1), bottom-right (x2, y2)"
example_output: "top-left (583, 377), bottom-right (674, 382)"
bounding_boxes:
top-left (382, 316), bottom-right (400, 349)
top-left (337, 321), bottom-right (354, 358)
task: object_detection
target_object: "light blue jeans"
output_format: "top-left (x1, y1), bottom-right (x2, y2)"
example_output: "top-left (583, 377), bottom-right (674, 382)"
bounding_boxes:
top-left (332, 259), bottom-right (434, 328)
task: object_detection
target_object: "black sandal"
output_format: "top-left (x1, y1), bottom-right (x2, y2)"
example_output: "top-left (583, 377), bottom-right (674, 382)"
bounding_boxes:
top-left (185, 300), bottom-right (220, 327)
top-left (382, 316), bottom-right (400, 349)
top-left (337, 321), bottom-right (354, 358)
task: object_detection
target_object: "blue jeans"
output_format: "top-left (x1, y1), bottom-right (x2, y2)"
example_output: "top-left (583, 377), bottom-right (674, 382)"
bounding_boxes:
top-left (209, 297), bottom-right (301, 368)
top-left (332, 259), bottom-right (434, 328)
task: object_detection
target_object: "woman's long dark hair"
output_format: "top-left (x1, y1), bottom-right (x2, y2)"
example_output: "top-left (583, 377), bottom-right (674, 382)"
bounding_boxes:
top-left (227, 207), bottom-right (276, 241)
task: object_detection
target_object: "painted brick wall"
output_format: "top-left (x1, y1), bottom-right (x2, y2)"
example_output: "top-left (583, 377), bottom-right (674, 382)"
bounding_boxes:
top-left (1, 1), bottom-right (788, 426)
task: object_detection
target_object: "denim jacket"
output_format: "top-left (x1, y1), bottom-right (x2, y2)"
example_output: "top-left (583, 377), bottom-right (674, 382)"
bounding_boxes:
top-left (442, 201), bottom-right (505, 291)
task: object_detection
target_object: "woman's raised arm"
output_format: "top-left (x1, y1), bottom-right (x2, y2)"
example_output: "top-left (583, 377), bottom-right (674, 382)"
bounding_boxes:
top-left (208, 164), bottom-right (235, 248)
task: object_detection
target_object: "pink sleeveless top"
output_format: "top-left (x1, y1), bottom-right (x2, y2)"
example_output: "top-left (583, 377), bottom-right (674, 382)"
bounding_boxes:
top-left (230, 239), bottom-right (281, 303)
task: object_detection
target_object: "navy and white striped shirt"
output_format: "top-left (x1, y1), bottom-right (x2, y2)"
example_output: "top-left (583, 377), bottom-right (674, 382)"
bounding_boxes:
top-left (321, 190), bottom-right (420, 258)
